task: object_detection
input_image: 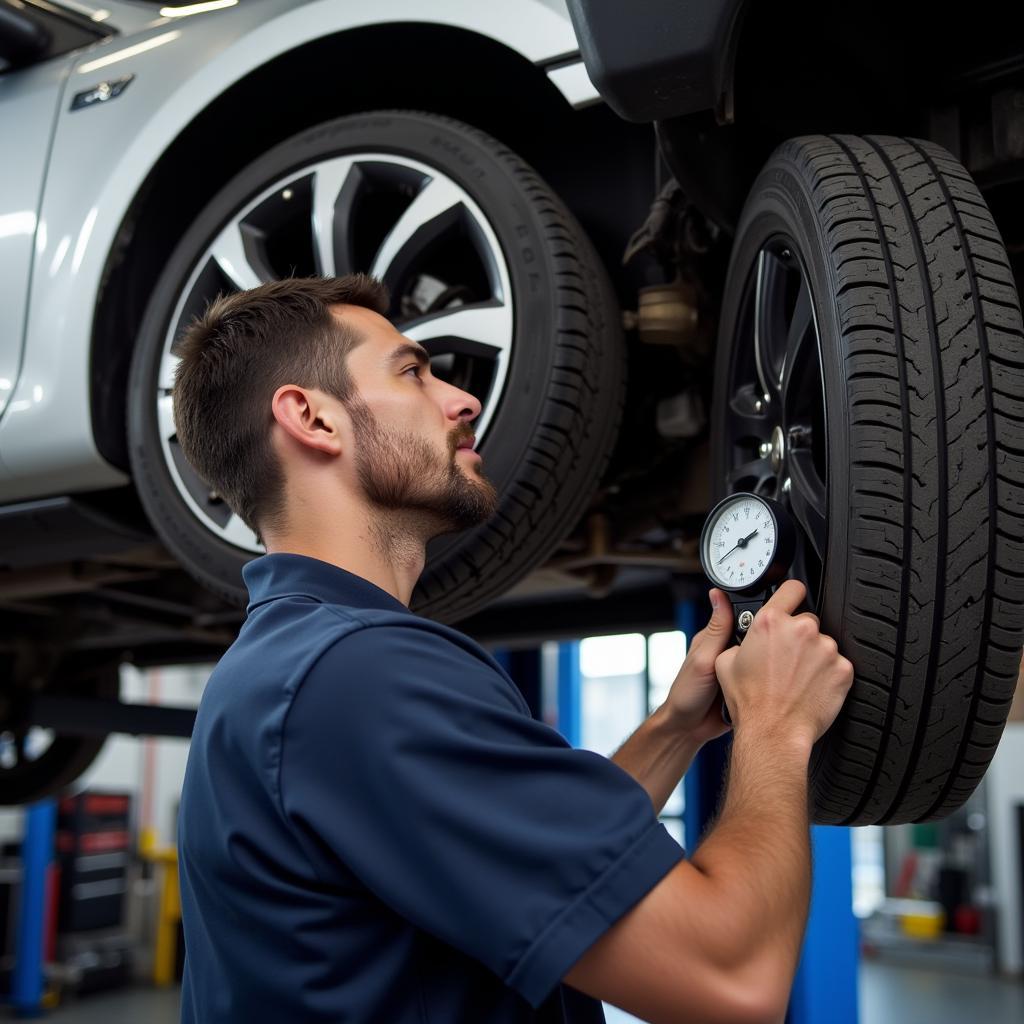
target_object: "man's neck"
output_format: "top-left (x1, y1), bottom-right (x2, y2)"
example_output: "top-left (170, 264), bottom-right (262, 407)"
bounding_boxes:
top-left (264, 512), bottom-right (430, 606)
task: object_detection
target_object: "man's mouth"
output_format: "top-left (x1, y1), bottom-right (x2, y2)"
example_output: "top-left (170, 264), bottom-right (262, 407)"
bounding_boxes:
top-left (456, 435), bottom-right (476, 451)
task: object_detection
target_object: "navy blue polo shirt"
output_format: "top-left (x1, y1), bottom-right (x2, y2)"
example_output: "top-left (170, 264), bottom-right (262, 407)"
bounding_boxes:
top-left (178, 552), bottom-right (684, 1023)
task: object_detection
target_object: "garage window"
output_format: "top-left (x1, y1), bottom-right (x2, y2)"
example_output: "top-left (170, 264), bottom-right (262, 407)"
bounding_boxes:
top-left (573, 631), bottom-right (687, 846)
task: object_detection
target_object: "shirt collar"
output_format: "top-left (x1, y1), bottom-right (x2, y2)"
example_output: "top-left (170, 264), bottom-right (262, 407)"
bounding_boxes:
top-left (243, 553), bottom-right (411, 615)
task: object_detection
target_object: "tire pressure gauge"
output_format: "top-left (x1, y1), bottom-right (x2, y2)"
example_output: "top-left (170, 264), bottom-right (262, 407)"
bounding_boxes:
top-left (699, 492), bottom-right (798, 724)
top-left (699, 492), bottom-right (796, 603)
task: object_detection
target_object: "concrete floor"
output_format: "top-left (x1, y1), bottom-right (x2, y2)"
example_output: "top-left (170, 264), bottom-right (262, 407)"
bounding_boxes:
top-left (2, 985), bottom-right (180, 1023)
top-left (858, 961), bottom-right (1024, 1024)
top-left (3, 961), bottom-right (1020, 1022)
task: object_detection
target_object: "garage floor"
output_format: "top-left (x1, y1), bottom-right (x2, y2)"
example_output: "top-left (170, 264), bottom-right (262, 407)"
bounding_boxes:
top-left (1, 985), bottom-right (179, 1022)
top-left (4, 962), bottom-right (1021, 1022)
top-left (857, 962), bottom-right (1024, 1024)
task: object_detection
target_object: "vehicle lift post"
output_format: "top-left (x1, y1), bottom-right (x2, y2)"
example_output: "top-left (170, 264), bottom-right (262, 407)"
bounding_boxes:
top-left (12, 799), bottom-right (57, 1017)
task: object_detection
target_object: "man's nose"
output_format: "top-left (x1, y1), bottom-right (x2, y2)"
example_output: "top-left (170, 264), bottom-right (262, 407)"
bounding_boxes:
top-left (442, 382), bottom-right (482, 423)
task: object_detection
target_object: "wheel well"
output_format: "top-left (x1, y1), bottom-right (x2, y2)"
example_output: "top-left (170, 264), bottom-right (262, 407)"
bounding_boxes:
top-left (662, 1), bottom-right (1024, 233)
top-left (91, 22), bottom-right (655, 471)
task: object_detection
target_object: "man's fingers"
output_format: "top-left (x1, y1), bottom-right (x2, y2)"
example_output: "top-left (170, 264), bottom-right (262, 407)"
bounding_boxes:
top-left (690, 590), bottom-right (734, 665)
top-left (794, 611), bottom-right (820, 631)
top-left (764, 578), bottom-right (807, 615)
top-left (704, 589), bottom-right (734, 635)
top-left (714, 647), bottom-right (738, 677)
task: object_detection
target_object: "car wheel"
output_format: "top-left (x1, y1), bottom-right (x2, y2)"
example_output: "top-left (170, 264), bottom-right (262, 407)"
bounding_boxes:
top-left (127, 110), bottom-right (625, 624)
top-left (0, 657), bottom-right (117, 804)
top-left (713, 134), bottom-right (1024, 824)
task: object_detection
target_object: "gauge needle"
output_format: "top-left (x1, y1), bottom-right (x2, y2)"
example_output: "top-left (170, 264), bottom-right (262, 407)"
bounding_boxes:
top-left (717, 529), bottom-right (759, 565)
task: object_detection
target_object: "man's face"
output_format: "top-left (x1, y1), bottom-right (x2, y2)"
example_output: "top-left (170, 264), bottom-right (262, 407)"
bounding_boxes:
top-left (335, 306), bottom-right (498, 533)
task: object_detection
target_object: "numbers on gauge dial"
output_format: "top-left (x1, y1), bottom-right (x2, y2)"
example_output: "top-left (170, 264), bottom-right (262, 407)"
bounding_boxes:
top-left (707, 498), bottom-right (776, 587)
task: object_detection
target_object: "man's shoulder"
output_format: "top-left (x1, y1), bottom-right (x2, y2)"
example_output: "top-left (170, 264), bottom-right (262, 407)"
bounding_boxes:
top-left (314, 607), bottom-right (507, 681)
top-left (205, 597), bottom-right (524, 722)
top-left (295, 606), bottom-right (525, 716)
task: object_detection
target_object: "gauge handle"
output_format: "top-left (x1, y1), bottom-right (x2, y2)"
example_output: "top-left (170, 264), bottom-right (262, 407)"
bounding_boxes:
top-left (731, 592), bottom-right (768, 644)
top-left (719, 589), bottom-right (769, 725)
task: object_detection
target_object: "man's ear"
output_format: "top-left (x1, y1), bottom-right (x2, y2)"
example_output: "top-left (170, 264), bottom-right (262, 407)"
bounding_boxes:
top-left (271, 385), bottom-right (343, 456)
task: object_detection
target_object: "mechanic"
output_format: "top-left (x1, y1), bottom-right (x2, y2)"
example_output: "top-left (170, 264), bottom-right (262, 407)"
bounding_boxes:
top-left (174, 274), bottom-right (854, 1024)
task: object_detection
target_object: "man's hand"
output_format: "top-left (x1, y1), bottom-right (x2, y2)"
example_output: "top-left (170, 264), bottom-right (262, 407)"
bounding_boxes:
top-left (714, 579), bottom-right (854, 745)
top-left (663, 590), bottom-right (734, 745)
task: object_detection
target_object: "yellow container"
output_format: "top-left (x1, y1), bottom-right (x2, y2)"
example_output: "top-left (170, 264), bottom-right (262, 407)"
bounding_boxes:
top-left (899, 908), bottom-right (945, 939)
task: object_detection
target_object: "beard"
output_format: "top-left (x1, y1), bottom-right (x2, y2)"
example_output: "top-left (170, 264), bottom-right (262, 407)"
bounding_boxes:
top-left (344, 394), bottom-right (498, 535)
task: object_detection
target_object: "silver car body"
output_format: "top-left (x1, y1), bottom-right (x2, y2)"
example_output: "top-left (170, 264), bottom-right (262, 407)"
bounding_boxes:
top-left (0, 0), bottom-right (596, 502)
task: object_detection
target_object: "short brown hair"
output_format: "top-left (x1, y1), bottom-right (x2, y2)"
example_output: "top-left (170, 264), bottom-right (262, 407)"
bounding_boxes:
top-left (173, 274), bottom-right (389, 544)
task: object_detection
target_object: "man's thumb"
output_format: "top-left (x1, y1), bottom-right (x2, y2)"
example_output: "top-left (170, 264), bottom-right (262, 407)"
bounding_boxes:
top-left (704, 589), bottom-right (733, 636)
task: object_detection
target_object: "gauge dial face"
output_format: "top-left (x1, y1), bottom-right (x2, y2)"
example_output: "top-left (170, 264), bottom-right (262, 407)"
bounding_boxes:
top-left (703, 494), bottom-right (777, 591)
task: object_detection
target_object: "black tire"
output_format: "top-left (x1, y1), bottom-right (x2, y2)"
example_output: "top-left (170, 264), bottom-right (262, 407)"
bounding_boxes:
top-left (128, 111), bottom-right (624, 625)
top-left (0, 659), bottom-right (117, 805)
top-left (713, 134), bottom-right (1024, 825)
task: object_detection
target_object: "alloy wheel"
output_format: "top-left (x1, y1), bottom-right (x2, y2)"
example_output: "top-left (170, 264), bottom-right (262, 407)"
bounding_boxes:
top-left (722, 237), bottom-right (829, 605)
top-left (155, 153), bottom-right (514, 553)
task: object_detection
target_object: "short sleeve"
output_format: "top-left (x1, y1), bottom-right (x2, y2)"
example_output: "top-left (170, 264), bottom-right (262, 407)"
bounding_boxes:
top-left (278, 624), bottom-right (684, 1007)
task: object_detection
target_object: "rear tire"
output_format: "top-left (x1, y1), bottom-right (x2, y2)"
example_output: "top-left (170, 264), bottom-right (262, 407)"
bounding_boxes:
top-left (0, 658), bottom-right (116, 805)
top-left (714, 134), bottom-right (1024, 824)
top-left (127, 111), bottom-right (625, 625)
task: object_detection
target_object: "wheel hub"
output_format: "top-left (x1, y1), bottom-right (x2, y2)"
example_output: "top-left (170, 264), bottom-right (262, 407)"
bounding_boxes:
top-left (758, 424), bottom-right (787, 473)
top-left (770, 425), bottom-right (785, 472)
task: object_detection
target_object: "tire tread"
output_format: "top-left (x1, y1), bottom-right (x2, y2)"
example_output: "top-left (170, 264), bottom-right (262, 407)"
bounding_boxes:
top-left (758, 134), bottom-right (1024, 823)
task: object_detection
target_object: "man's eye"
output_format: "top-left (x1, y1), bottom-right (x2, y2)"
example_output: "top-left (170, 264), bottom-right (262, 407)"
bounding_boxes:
top-left (404, 365), bottom-right (422, 378)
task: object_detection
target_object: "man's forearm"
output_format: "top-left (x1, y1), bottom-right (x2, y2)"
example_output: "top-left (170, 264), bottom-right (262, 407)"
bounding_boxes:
top-left (611, 704), bottom-right (701, 814)
top-left (687, 727), bottom-right (812, 1006)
